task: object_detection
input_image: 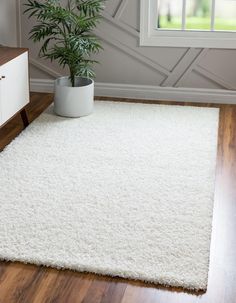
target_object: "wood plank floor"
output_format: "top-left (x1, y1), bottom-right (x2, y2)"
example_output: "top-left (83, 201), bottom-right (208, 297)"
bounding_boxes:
top-left (0, 92), bottom-right (235, 303)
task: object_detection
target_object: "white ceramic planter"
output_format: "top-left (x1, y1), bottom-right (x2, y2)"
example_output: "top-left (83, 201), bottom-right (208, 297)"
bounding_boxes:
top-left (54, 76), bottom-right (94, 118)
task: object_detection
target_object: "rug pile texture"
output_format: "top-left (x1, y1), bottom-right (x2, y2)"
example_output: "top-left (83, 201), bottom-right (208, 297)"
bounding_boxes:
top-left (0, 101), bottom-right (219, 290)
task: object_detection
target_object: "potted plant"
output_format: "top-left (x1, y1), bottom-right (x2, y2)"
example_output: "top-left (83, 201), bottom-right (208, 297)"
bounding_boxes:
top-left (24, 0), bottom-right (105, 117)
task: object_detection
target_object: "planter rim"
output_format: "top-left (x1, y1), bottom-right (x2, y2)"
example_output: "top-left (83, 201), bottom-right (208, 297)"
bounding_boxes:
top-left (55, 76), bottom-right (94, 88)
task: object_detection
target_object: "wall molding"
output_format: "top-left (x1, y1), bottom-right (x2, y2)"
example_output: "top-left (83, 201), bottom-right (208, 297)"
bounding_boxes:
top-left (30, 58), bottom-right (62, 78)
top-left (19, 0), bottom-right (236, 92)
top-left (114, 0), bottom-right (129, 20)
top-left (94, 27), bottom-right (170, 77)
top-left (161, 48), bottom-right (202, 87)
top-left (30, 78), bottom-right (236, 104)
top-left (102, 12), bottom-right (139, 37)
top-left (194, 65), bottom-right (235, 90)
top-left (31, 79), bottom-right (55, 93)
top-left (175, 49), bottom-right (209, 87)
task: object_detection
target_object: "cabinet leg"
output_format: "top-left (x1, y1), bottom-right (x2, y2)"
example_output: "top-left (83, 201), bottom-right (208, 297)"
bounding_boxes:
top-left (20, 108), bottom-right (29, 128)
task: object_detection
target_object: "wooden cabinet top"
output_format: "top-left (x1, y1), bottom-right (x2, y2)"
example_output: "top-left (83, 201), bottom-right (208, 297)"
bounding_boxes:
top-left (0, 47), bottom-right (28, 66)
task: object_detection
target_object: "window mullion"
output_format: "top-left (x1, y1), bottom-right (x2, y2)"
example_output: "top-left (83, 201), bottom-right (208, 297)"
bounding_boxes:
top-left (211, 0), bottom-right (216, 31)
top-left (182, 0), bottom-right (186, 30)
top-left (154, 0), bottom-right (159, 29)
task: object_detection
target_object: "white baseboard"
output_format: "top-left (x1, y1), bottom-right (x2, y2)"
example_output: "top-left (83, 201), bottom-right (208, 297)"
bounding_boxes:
top-left (31, 79), bottom-right (54, 94)
top-left (30, 78), bottom-right (236, 104)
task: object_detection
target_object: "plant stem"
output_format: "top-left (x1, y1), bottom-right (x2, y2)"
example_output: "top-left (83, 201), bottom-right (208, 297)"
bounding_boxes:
top-left (70, 69), bottom-right (75, 87)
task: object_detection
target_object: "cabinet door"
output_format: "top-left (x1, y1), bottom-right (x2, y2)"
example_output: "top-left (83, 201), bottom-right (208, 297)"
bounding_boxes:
top-left (0, 52), bottom-right (29, 126)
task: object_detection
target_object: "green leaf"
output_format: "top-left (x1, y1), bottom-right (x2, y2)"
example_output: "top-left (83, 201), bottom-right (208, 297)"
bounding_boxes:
top-left (24, 0), bottom-right (105, 82)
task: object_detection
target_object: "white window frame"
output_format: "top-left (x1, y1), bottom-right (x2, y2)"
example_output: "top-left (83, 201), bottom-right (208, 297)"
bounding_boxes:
top-left (140, 0), bottom-right (236, 48)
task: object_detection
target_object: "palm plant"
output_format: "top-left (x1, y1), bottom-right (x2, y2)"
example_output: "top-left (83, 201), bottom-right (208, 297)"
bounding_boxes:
top-left (24, 0), bottom-right (105, 87)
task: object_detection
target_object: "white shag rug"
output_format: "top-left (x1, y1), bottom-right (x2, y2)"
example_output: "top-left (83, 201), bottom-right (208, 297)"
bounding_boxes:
top-left (0, 101), bottom-right (219, 290)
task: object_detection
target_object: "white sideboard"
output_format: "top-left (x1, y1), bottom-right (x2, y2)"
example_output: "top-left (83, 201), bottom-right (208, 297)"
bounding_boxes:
top-left (0, 47), bottom-right (30, 127)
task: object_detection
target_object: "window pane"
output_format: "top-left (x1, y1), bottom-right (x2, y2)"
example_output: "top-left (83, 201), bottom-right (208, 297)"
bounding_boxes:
top-left (157, 0), bottom-right (182, 30)
top-left (215, 0), bottom-right (236, 31)
top-left (186, 0), bottom-right (211, 30)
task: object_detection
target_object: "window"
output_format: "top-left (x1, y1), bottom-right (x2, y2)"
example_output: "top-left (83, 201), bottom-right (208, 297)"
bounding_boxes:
top-left (140, 0), bottom-right (236, 48)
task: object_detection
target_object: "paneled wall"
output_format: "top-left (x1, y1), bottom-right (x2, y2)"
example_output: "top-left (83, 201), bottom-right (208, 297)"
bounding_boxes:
top-left (0, 0), bottom-right (18, 47)
top-left (19, 0), bottom-right (236, 90)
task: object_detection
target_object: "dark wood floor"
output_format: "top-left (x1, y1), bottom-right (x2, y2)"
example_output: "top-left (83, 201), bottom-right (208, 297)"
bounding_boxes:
top-left (0, 93), bottom-right (235, 303)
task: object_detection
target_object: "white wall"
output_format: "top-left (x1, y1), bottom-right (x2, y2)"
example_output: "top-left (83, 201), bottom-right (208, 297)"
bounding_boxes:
top-left (0, 0), bottom-right (18, 47)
